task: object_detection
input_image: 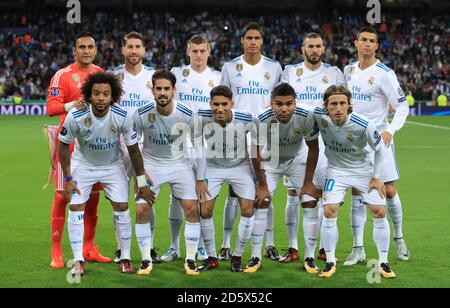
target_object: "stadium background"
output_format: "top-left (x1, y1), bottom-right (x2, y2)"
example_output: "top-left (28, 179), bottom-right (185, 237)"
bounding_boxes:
top-left (0, 0), bottom-right (449, 288)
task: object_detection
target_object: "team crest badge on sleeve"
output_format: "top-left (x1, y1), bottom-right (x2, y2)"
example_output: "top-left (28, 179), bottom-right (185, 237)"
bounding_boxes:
top-left (347, 133), bottom-right (353, 142)
top-left (236, 64), bottom-right (243, 72)
top-left (148, 113), bottom-right (156, 123)
top-left (264, 72), bottom-right (270, 80)
top-left (84, 117), bottom-right (92, 128)
top-left (208, 80), bottom-right (215, 88)
top-left (50, 88), bottom-right (60, 97)
top-left (322, 75), bottom-right (329, 84)
top-left (321, 119), bottom-right (328, 128)
top-left (374, 130), bottom-right (380, 140)
top-left (368, 77), bottom-right (375, 85)
top-left (182, 69), bottom-right (190, 77)
top-left (111, 125), bottom-right (117, 133)
top-left (118, 73), bottom-right (124, 82)
top-left (296, 68), bottom-right (303, 76)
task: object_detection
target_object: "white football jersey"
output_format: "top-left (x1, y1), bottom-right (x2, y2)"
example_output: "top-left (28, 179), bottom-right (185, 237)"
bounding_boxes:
top-left (59, 105), bottom-right (138, 168)
top-left (221, 55), bottom-right (282, 114)
top-left (171, 65), bottom-right (221, 111)
top-left (281, 62), bottom-right (345, 108)
top-left (110, 64), bottom-right (155, 114)
top-left (344, 60), bottom-right (409, 135)
top-left (133, 101), bottom-right (194, 167)
top-left (196, 109), bottom-right (256, 168)
top-left (257, 104), bottom-right (319, 165)
top-left (313, 108), bottom-right (382, 172)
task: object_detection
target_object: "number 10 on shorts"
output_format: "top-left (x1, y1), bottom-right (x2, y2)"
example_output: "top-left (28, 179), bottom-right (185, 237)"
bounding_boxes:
top-left (324, 178), bottom-right (335, 192)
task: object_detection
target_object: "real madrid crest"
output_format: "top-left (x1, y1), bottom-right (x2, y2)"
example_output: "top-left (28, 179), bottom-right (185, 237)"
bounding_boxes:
top-left (72, 73), bottom-right (80, 83)
top-left (110, 124), bottom-right (117, 133)
top-left (148, 113), bottom-right (156, 123)
top-left (368, 77), bottom-right (375, 85)
top-left (236, 64), bottom-right (243, 72)
top-left (146, 81), bottom-right (152, 90)
top-left (347, 133), bottom-right (353, 142)
top-left (182, 68), bottom-right (190, 77)
top-left (294, 128), bottom-right (302, 135)
top-left (208, 80), bottom-right (215, 88)
top-left (264, 72), bottom-right (270, 80)
top-left (349, 66), bottom-right (355, 75)
top-left (322, 75), bottom-right (329, 84)
top-left (321, 119), bottom-right (328, 128)
top-left (84, 117), bottom-right (92, 128)
top-left (296, 68), bottom-right (303, 76)
top-left (117, 73), bottom-right (124, 82)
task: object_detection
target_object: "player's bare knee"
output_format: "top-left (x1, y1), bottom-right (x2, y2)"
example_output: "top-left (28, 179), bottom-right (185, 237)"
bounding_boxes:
top-left (112, 202), bottom-right (128, 212)
top-left (370, 206), bottom-right (386, 218)
top-left (136, 205), bottom-right (151, 223)
top-left (385, 182), bottom-right (397, 199)
top-left (301, 200), bottom-right (317, 209)
top-left (323, 205), bottom-right (338, 218)
top-left (69, 204), bottom-right (85, 212)
top-left (287, 189), bottom-right (298, 197)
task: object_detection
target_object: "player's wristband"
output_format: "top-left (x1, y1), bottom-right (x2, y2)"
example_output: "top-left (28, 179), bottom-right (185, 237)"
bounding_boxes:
top-left (64, 176), bottom-right (73, 182)
top-left (137, 175), bottom-right (147, 188)
top-left (64, 102), bottom-right (76, 112)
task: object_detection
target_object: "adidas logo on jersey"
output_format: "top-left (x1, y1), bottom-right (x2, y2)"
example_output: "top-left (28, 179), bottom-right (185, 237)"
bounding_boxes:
top-left (181, 79), bottom-right (188, 83)
top-left (149, 125), bottom-right (156, 130)
top-left (235, 73), bottom-right (243, 78)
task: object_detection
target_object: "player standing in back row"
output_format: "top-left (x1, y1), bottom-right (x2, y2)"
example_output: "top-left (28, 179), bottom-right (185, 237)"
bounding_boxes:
top-left (220, 22), bottom-right (282, 261)
top-left (109, 31), bottom-right (161, 265)
top-left (280, 32), bottom-right (345, 263)
top-left (160, 34), bottom-right (221, 263)
top-left (46, 32), bottom-right (110, 268)
top-left (343, 27), bottom-right (410, 265)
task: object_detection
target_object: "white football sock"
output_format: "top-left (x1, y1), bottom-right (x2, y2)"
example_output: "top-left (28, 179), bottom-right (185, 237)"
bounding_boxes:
top-left (149, 206), bottom-right (156, 249)
top-left (321, 217), bottom-right (338, 264)
top-left (265, 202), bottom-right (275, 247)
top-left (387, 193), bottom-right (403, 240)
top-left (373, 217), bottom-right (390, 265)
top-left (112, 211), bottom-right (120, 250)
top-left (222, 195), bottom-right (238, 248)
top-left (252, 208), bottom-right (268, 259)
top-left (185, 222), bottom-right (201, 261)
top-left (233, 215), bottom-right (255, 257)
top-left (350, 195), bottom-right (366, 247)
top-left (68, 210), bottom-right (85, 262)
top-left (169, 195), bottom-right (183, 251)
top-left (285, 195), bottom-right (300, 250)
top-left (114, 210), bottom-right (132, 260)
top-left (303, 207), bottom-right (319, 259)
top-left (135, 223), bottom-right (152, 261)
top-left (317, 199), bottom-right (324, 250)
top-left (200, 218), bottom-right (216, 257)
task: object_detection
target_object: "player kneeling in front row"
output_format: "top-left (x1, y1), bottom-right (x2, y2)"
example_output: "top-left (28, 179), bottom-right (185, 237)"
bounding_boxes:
top-left (314, 85), bottom-right (396, 279)
top-left (59, 72), bottom-right (155, 276)
top-left (195, 85), bottom-right (271, 273)
top-left (133, 70), bottom-right (202, 276)
top-left (255, 83), bottom-right (321, 274)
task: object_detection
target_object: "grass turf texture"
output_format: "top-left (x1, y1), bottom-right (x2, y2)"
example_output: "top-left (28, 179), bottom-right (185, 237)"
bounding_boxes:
top-left (0, 115), bottom-right (449, 288)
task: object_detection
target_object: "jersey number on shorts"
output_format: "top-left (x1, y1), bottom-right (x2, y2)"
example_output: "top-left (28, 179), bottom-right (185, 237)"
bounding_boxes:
top-left (324, 178), bottom-right (335, 192)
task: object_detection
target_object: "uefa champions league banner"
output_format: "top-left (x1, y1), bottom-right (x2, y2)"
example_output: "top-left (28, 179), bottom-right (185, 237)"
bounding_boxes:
top-left (0, 104), bottom-right (47, 115)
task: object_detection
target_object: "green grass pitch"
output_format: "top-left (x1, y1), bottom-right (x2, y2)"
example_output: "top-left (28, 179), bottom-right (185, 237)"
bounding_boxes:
top-left (0, 115), bottom-right (449, 288)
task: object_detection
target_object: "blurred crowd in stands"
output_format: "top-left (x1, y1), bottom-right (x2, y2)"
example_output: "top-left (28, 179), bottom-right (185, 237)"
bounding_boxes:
top-left (0, 9), bottom-right (448, 104)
